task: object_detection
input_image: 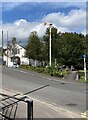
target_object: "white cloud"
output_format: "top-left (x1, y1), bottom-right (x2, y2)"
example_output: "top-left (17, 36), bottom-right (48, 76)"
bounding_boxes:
top-left (1, 8), bottom-right (86, 47)
top-left (1, 19), bottom-right (46, 47)
top-left (42, 9), bottom-right (86, 33)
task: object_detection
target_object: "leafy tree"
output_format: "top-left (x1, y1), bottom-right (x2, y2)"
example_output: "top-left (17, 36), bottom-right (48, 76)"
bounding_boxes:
top-left (42, 29), bottom-right (86, 69)
top-left (42, 27), bottom-right (58, 63)
top-left (25, 31), bottom-right (43, 61)
top-left (56, 32), bottom-right (85, 69)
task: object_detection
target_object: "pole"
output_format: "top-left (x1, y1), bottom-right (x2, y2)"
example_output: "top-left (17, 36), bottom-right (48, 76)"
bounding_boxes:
top-left (49, 26), bottom-right (52, 67)
top-left (44, 22), bottom-right (52, 67)
top-left (84, 57), bottom-right (86, 81)
top-left (26, 100), bottom-right (33, 120)
top-left (2, 31), bottom-right (3, 65)
top-left (7, 31), bottom-right (8, 67)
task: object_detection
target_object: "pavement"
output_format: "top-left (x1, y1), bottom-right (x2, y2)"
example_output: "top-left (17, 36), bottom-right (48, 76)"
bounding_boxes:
top-left (0, 88), bottom-right (87, 119)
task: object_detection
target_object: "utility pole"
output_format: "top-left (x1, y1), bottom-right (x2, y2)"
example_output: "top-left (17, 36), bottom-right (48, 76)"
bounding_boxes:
top-left (2, 31), bottom-right (3, 65)
top-left (7, 31), bottom-right (8, 67)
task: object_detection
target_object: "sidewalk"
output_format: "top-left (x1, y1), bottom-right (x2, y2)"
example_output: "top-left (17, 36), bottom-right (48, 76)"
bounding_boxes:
top-left (0, 88), bottom-right (84, 119)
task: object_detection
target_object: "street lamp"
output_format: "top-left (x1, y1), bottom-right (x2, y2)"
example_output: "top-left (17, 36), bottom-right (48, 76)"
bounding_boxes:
top-left (44, 22), bottom-right (52, 67)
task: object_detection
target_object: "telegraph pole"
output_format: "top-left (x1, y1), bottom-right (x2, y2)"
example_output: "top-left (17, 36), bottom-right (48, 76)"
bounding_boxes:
top-left (2, 31), bottom-right (3, 65)
top-left (7, 31), bottom-right (8, 67)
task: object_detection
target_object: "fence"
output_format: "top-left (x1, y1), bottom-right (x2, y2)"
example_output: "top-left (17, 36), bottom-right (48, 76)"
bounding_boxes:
top-left (0, 93), bottom-right (33, 120)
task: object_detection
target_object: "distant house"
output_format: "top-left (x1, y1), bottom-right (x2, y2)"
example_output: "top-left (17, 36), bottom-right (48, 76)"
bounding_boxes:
top-left (4, 43), bottom-right (29, 67)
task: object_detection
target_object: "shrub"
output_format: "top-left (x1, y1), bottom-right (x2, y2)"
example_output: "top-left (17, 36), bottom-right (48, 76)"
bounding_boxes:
top-left (20, 65), bottom-right (68, 78)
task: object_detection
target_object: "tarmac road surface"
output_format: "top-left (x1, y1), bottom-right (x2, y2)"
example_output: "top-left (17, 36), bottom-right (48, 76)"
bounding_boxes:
top-left (1, 66), bottom-right (87, 118)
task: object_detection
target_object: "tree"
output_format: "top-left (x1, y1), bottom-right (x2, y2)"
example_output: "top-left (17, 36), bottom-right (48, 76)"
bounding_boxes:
top-left (42, 27), bottom-right (58, 64)
top-left (43, 28), bottom-right (86, 69)
top-left (25, 31), bottom-right (43, 62)
top-left (56, 32), bottom-right (86, 69)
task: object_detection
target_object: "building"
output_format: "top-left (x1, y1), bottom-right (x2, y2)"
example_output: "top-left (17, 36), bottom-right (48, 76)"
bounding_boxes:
top-left (4, 43), bottom-right (29, 67)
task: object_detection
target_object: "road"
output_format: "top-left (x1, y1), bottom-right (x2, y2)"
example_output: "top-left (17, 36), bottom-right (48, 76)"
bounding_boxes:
top-left (1, 66), bottom-right (87, 118)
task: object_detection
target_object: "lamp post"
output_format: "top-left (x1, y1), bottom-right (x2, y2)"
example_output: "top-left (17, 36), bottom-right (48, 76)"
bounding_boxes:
top-left (44, 22), bottom-right (52, 67)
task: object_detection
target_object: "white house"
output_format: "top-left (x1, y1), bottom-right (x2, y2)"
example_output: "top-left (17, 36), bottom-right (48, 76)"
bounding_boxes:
top-left (4, 43), bottom-right (29, 67)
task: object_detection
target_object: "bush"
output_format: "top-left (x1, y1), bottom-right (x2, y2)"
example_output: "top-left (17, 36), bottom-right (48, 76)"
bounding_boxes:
top-left (79, 76), bottom-right (88, 82)
top-left (78, 71), bottom-right (88, 83)
top-left (20, 64), bottom-right (68, 78)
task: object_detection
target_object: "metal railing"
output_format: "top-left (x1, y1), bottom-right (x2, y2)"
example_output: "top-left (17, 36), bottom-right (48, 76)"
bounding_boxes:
top-left (0, 93), bottom-right (33, 120)
top-left (0, 85), bottom-right (49, 120)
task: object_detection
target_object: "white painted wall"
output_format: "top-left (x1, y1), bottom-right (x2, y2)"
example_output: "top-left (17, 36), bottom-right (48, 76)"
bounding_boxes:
top-left (4, 43), bottom-right (29, 66)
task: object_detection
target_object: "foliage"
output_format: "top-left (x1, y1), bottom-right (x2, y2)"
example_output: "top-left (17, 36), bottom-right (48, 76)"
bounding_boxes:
top-left (43, 31), bottom-right (86, 69)
top-left (79, 76), bottom-right (88, 83)
top-left (20, 64), bottom-right (68, 78)
top-left (56, 32), bottom-right (85, 69)
top-left (25, 31), bottom-right (43, 61)
top-left (78, 71), bottom-right (88, 83)
top-left (25, 27), bottom-right (87, 70)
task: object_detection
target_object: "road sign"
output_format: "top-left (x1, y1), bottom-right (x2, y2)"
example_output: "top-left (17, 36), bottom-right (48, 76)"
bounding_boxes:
top-left (83, 54), bottom-right (86, 58)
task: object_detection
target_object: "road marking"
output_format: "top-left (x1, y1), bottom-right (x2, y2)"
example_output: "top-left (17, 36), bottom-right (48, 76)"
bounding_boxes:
top-left (25, 96), bottom-right (82, 118)
top-left (1, 87), bottom-right (83, 118)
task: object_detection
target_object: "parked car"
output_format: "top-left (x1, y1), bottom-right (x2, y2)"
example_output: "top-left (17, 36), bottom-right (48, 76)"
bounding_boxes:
top-left (13, 62), bottom-right (19, 68)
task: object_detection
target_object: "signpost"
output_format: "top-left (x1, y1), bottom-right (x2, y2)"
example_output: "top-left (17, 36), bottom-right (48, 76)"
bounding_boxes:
top-left (83, 54), bottom-right (86, 81)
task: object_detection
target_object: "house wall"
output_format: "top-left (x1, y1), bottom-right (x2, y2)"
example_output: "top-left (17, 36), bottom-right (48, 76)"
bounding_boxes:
top-left (4, 43), bottom-right (44, 67)
top-left (4, 43), bottom-right (29, 66)
top-left (4, 56), bottom-right (13, 67)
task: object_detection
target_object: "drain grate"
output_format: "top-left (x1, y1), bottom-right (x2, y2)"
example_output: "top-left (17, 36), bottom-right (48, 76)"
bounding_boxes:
top-left (66, 103), bottom-right (77, 106)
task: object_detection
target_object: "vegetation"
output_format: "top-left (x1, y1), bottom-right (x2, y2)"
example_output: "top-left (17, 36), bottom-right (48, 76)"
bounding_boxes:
top-left (25, 27), bottom-right (87, 70)
top-left (79, 76), bottom-right (88, 83)
top-left (25, 31), bottom-right (43, 62)
top-left (9, 27), bottom-right (88, 80)
top-left (20, 64), bottom-right (68, 78)
top-left (78, 71), bottom-right (88, 83)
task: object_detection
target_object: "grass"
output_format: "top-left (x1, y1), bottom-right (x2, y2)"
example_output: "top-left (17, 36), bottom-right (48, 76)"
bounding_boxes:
top-left (78, 70), bottom-right (88, 83)
top-left (79, 76), bottom-right (88, 83)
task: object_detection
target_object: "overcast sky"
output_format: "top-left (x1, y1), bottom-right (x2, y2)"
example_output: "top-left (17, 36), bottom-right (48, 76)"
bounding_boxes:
top-left (1, 1), bottom-right (87, 47)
